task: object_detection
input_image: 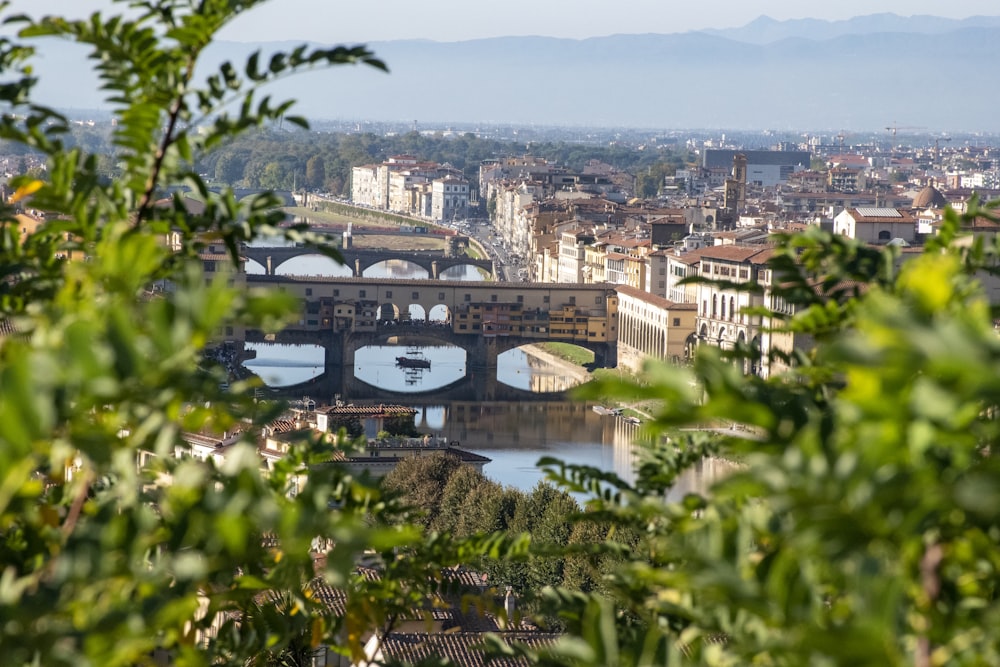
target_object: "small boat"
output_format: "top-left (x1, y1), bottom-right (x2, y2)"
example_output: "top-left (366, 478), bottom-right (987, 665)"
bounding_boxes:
top-left (592, 405), bottom-right (615, 416)
top-left (396, 356), bottom-right (431, 369)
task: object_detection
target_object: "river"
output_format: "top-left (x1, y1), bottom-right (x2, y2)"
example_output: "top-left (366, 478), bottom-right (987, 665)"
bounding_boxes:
top-left (242, 235), bottom-right (733, 495)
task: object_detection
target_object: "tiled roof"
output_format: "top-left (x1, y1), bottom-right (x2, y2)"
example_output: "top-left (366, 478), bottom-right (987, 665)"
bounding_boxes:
top-left (615, 285), bottom-right (695, 310)
top-left (375, 632), bottom-right (561, 667)
top-left (318, 404), bottom-right (417, 417)
top-left (846, 208), bottom-right (916, 223)
top-left (699, 245), bottom-right (774, 264)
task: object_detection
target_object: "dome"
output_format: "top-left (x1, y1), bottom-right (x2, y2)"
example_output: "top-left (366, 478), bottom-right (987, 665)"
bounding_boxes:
top-left (911, 184), bottom-right (948, 209)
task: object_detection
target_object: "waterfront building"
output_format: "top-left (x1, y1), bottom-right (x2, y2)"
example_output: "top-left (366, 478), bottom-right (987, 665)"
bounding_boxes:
top-left (694, 245), bottom-right (774, 375)
top-left (615, 285), bottom-right (697, 371)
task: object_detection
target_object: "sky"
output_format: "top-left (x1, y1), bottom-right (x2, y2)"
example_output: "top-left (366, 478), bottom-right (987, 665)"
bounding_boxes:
top-left (10, 0), bottom-right (1000, 43)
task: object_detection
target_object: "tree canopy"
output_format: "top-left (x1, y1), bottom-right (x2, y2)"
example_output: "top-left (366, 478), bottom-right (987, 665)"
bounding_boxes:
top-left (3, 1), bottom-right (1000, 666)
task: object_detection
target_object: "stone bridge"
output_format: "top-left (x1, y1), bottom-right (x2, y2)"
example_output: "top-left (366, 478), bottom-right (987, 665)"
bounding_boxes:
top-left (242, 245), bottom-right (495, 279)
top-left (245, 327), bottom-right (574, 403)
top-left (243, 275), bottom-right (618, 401)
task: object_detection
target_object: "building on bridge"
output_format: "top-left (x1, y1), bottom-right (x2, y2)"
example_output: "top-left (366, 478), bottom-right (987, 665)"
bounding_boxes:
top-left (246, 275), bottom-right (620, 370)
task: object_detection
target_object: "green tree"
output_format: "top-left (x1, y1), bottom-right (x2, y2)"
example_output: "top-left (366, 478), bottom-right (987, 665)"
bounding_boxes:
top-left (380, 452), bottom-right (464, 527)
top-left (531, 205), bottom-right (1000, 665)
top-left (433, 463), bottom-right (489, 534)
top-left (0, 2), bottom-right (511, 666)
top-left (305, 154), bottom-right (326, 189)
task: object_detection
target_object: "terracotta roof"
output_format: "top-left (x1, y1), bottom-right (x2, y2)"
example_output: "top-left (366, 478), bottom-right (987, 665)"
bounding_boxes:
top-left (0, 318), bottom-right (20, 338)
top-left (699, 245), bottom-right (774, 264)
top-left (318, 404), bottom-right (417, 417)
top-left (375, 632), bottom-right (561, 667)
top-left (615, 284), bottom-right (695, 310)
top-left (845, 208), bottom-right (916, 223)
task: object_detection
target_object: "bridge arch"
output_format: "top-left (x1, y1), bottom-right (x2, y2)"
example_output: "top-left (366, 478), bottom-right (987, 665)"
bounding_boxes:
top-left (408, 304), bottom-right (427, 321)
top-left (362, 258), bottom-right (429, 279)
top-left (377, 303), bottom-right (402, 322)
top-left (274, 254), bottom-right (353, 277)
top-left (428, 304), bottom-right (451, 323)
top-left (438, 263), bottom-right (493, 280)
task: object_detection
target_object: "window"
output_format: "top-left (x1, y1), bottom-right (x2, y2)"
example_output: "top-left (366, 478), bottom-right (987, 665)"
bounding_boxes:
top-left (672, 318), bottom-right (681, 327)
top-left (517, 295), bottom-right (524, 303)
top-left (569, 296), bottom-right (576, 305)
top-left (543, 296), bottom-right (550, 303)
top-left (595, 296), bottom-right (601, 305)
top-left (412, 291), bottom-right (419, 299)
top-left (464, 293), bottom-right (471, 302)
top-left (491, 294), bottom-right (498, 302)
top-left (225, 326), bottom-right (233, 336)
top-left (438, 292), bottom-right (445, 300)
top-left (333, 289), bottom-right (339, 296)
top-left (385, 290), bottom-right (392, 298)
top-left (878, 230), bottom-right (892, 241)
top-left (305, 288), bottom-right (312, 296)
top-left (359, 290), bottom-right (366, 298)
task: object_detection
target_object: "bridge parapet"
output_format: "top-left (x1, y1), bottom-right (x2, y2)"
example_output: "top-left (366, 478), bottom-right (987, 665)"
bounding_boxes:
top-left (241, 245), bottom-right (493, 278)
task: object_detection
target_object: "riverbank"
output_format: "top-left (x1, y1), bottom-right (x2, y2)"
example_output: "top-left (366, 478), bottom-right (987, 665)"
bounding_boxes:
top-left (522, 344), bottom-right (661, 419)
top-left (521, 344), bottom-right (591, 383)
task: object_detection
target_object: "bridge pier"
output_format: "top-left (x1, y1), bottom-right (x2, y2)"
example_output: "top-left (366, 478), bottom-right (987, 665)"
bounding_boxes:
top-left (468, 336), bottom-right (499, 371)
top-left (593, 343), bottom-right (617, 369)
top-left (266, 255), bottom-right (274, 276)
top-left (431, 260), bottom-right (439, 279)
top-left (354, 258), bottom-right (363, 277)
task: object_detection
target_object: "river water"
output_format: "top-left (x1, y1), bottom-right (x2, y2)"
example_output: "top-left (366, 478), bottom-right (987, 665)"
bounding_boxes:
top-left (242, 237), bottom-right (733, 495)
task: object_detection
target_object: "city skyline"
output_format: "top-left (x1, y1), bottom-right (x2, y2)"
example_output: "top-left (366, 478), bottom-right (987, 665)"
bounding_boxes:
top-left (11, 0), bottom-right (1000, 43)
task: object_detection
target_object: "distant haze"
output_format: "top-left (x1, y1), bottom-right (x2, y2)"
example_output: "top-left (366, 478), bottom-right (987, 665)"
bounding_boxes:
top-left (11, 1), bottom-right (999, 43)
top-left (21, 12), bottom-right (1000, 132)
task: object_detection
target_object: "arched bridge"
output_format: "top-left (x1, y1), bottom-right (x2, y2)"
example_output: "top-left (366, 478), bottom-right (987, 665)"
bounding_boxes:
top-left (242, 245), bottom-right (495, 279)
top-left (244, 275), bottom-right (620, 400)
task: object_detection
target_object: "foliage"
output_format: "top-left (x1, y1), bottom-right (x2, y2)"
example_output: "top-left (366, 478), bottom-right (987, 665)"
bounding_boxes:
top-left (0, 2), bottom-right (510, 666)
top-left (542, 200), bottom-right (1000, 665)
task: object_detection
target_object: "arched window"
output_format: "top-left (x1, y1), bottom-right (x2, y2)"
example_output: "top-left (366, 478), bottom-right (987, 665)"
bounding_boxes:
top-left (712, 295), bottom-right (718, 317)
top-left (878, 230), bottom-right (892, 241)
top-left (721, 297), bottom-right (726, 319)
top-left (730, 296), bottom-right (736, 321)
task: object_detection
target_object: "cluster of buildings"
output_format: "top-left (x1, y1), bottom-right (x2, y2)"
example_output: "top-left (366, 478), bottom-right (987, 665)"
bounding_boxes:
top-left (351, 155), bottom-right (471, 223)
top-left (466, 142), bottom-right (1000, 377)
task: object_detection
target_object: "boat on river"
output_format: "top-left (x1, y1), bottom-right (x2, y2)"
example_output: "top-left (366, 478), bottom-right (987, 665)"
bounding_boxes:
top-left (396, 355), bottom-right (431, 369)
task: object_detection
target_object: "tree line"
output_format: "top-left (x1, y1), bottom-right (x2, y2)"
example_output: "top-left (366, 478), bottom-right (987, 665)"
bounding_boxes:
top-left (380, 453), bottom-right (635, 602)
top-left (42, 123), bottom-right (694, 198)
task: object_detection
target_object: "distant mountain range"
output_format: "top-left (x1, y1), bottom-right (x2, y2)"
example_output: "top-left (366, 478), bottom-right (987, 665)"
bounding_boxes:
top-left (27, 13), bottom-right (1000, 132)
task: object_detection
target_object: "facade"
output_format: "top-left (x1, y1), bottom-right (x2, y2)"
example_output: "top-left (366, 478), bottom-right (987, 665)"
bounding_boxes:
top-left (694, 245), bottom-right (774, 375)
top-left (431, 175), bottom-right (469, 223)
top-left (556, 229), bottom-right (596, 283)
top-left (615, 285), bottom-right (697, 371)
top-left (702, 149), bottom-right (810, 187)
top-left (351, 155), bottom-right (468, 222)
top-left (833, 207), bottom-right (918, 244)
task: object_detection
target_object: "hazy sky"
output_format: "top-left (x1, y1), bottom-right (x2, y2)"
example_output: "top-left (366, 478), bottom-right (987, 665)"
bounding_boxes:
top-left (11, 0), bottom-right (1000, 43)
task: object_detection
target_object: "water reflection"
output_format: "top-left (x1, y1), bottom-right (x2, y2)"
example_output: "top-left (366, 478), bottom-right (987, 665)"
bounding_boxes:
top-left (362, 259), bottom-right (428, 279)
top-left (354, 345), bottom-right (466, 393)
top-left (244, 343), bottom-right (325, 386)
top-left (496, 348), bottom-right (585, 392)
